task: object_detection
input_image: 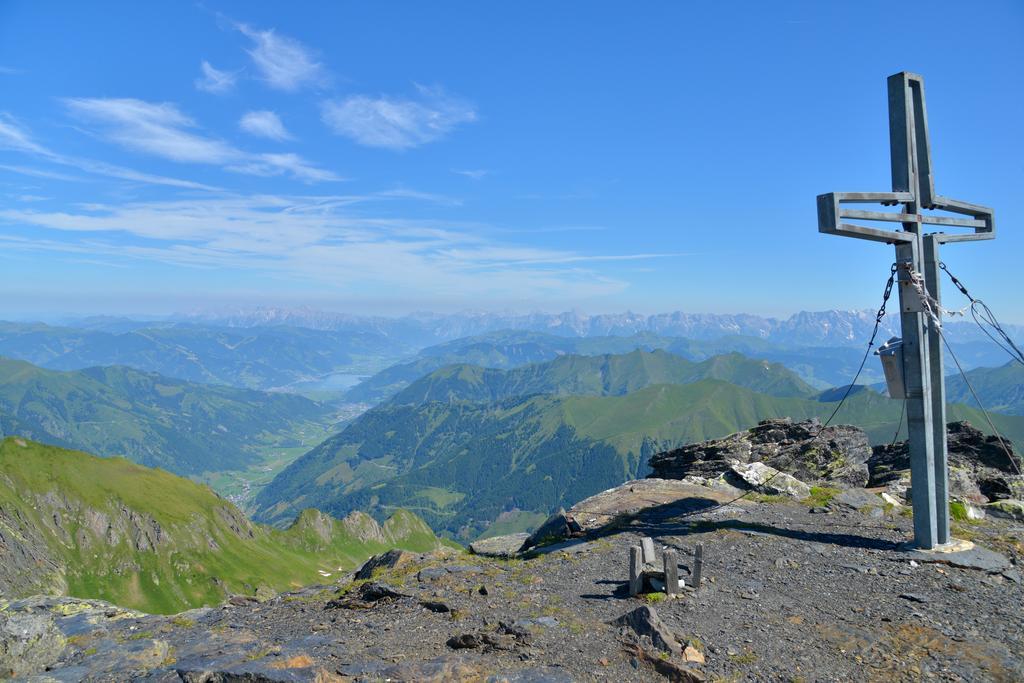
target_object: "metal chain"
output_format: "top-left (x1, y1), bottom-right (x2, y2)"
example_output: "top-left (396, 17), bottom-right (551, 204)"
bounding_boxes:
top-left (939, 261), bottom-right (1024, 366)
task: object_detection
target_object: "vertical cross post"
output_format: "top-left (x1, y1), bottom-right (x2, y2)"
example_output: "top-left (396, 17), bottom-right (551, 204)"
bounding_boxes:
top-left (816, 72), bottom-right (995, 550)
top-left (923, 235), bottom-right (950, 544)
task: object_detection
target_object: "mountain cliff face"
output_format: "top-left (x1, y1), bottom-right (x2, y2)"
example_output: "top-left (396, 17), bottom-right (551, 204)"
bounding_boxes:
top-left (0, 437), bottom-right (443, 614)
top-left (0, 357), bottom-right (333, 475)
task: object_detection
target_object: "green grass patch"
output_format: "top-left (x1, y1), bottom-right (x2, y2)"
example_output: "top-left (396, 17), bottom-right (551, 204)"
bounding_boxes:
top-left (805, 486), bottom-right (841, 507)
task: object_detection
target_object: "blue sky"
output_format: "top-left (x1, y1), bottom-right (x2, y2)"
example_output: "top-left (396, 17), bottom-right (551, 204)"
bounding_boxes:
top-left (1, 1), bottom-right (1022, 320)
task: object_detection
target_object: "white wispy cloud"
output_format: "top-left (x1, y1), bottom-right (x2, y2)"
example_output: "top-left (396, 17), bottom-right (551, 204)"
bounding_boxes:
top-left (453, 169), bottom-right (489, 180)
top-left (65, 98), bottom-right (237, 163)
top-left (237, 23), bottom-right (326, 91)
top-left (239, 110), bottom-right (293, 141)
top-left (322, 86), bottom-right (477, 149)
top-left (61, 98), bottom-right (339, 183)
top-left (195, 61), bottom-right (237, 94)
top-left (0, 194), bottom-right (667, 301)
top-left (227, 153), bottom-right (343, 183)
top-left (0, 66), bottom-right (22, 75)
top-left (0, 112), bottom-right (221, 190)
top-left (0, 164), bottom-right (84, 182)
top-left (0, 114), bottom-right (49, 155)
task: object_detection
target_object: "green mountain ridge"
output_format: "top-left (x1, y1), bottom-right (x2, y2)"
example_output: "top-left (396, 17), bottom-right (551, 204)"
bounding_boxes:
top-left (0, 356), bottom-right (335, 475)
top-left (946, 360), bottom-right (1024, 415)
top-left (0, 437), bottom-right (443, 614)
top-left (344, 329), bottom-right (882, 404)
top-left (390, 349), bottom-right (817, 406)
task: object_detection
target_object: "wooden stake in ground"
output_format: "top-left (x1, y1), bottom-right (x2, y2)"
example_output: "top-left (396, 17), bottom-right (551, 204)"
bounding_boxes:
top-left (664, 550), bottom-right (679, 595)
top-left (629, 545), bottom-right (643, 596)
top-left (692, 543), bottom-right (704, 589)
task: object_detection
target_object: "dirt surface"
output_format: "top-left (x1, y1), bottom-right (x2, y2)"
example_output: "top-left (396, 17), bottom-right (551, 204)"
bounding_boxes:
top-left (8, 483), bottom-right (1023, 682)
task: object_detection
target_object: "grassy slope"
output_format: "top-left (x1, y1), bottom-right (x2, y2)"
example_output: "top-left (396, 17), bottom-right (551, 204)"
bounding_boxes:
top-left (946, 360), bottom-right (1024, 415)
top-left (390, 350), bottom-right (817, 406)
top-left (0, 357), bottom-right (335, 475)
top-left (0, 438), bottom-right (440, 614)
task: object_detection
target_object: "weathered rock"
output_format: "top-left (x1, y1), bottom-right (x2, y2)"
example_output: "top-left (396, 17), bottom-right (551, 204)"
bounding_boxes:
top-left (420, 600), bottom-right (451, 613)
top-left (649, 418), bottom-right (871, 488)
top-left (684, 643), bottom-right (706, 664)
top-left (621, 640), bottom-right (706, 682)
top-left (832, 488), bottom-right (883, 511)
top-left (0, 611), bottom-right (65, 677)
top-left (355, 548), bottom-right (418, 580)
top-left (903, 545), bottom-right (1011, 573)
top-left (610, 605), bottom-right (682, 655)
top-left (486, 667), bottom-right (576, 682)
top-left (521, 510), bottom-right (571, 550)
top-left (568, 478), bottom-right (749, 533)
top-left (986, 499), bottom-right (1024, 522)
top-left (869, 422), bottom-right (1023, 504)
top-left (469, 533), bottom-right (530, 558)
top-left (446, 633), bottom-right (483, 649)
top-left (726, 462), bottom-right (811, 498)
top-left (340, 655), bottom-right (483, 681)
top-left (325, 582), bottom-right (409, 609)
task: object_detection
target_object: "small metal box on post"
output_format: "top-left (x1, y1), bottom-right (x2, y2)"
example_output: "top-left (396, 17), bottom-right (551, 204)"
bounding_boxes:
top-left (816, 72), bottom-right (995, 551)
top-left (877, 337), bottom-right (907, 399)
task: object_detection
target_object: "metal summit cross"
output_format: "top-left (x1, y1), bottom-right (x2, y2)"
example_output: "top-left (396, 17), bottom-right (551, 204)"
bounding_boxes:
top-left (817, 72), bottom-right (995, 550)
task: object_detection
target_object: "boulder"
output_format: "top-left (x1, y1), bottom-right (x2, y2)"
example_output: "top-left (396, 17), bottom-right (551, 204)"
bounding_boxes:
top-left (649, 418), bottom-right (871, 488)
top-left (521, 510), bottom-right (571, 550)
top-left (726, 462), bottom-right (811, 499)
top-left (567, 479), bottom-right (748, 533)
top-left (469, 533), bottom-right (530, 558)
top-left (986, 499), bottom-right (1024, 523)
top-left (869, 422), bottom-right (1024, 505)
top-left (610, 605), bottom-right (682, 655)
top-left (832, 488), bottom-right (883, 511)
top-left (355, 549), bottom-right (418, 580)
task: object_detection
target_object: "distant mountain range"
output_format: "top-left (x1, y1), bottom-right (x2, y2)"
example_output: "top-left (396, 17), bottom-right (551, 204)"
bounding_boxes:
top-left (178, 306), bottom-right (1023, 348)
top-left (0, 437), bottom-right (443, 613)
top-left (0, 321), bottom-right (413, 391)
top-left (0, 357), bottom-right (335, 475)
top-left (254, 349), bottom-right (1024, 539)
top-left (3, 312), bottom-right (1018, 401)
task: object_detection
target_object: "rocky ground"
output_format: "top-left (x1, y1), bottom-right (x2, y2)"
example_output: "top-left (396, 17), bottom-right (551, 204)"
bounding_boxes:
top-left (5, 476), bottom-right (1023, 682)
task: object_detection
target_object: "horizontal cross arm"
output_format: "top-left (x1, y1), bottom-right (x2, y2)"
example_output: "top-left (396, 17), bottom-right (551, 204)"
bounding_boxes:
top-left (817, 192), bottom-right (915, 243)
top-left (817, 191), bottom-right (995, 244)
top-left (838, 209), bottom-right (987, 229)
top-left (826, 191), bottom-right (914, 204)
top-left (929, 195), bottom-right (995, 242)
